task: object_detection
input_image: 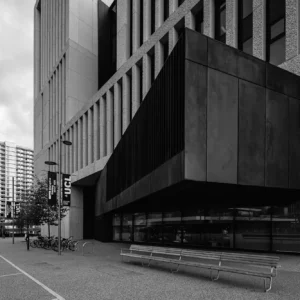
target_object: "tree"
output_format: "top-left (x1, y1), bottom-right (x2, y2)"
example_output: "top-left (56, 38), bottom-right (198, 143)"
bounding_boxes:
top-left (16, 176), bottom-right (69, 238)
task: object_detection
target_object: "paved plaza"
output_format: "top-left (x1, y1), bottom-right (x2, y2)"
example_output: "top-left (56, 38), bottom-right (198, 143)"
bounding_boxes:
top-left (0, 238), bottom-right (300, 300)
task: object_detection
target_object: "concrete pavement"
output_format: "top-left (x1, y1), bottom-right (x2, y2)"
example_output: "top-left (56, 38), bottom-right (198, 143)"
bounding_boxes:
top-left (0, 237), bottom-right (300, 300)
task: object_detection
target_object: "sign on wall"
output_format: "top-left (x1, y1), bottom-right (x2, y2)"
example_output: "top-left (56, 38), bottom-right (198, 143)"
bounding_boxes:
top-left (48, 171), bottom-right (57, 206)
top-left (62, 174), bottom-right (71, 206)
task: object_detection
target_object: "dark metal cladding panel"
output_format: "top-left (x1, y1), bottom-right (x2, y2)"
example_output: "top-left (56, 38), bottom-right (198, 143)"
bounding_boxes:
top-left (265, 90), bottom-right (289, 188)
top-left (207, 69), bottom-right (238, 184)
top-left (185, 28), bottom-right (208, 66)
top-left (289, 97), bottom-right (300, 189)
top-left (237, 51), bottom-right (266, 87)
top-left (184, 61), bottom-right (207, 181)
top-left (266, 63), bottom-right (300, 99)
top-left (207, 38), bottom-right (238, 77)
top-left (106, 34), bottom-right (185, 201)
top-left (238, 80), bottom-right (265, 186)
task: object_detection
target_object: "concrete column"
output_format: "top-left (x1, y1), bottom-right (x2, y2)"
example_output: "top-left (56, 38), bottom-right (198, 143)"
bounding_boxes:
top-left (122, 74), bottom-right (130, 133)
top-left (117, 0), bottom-right (130, 69)
top-left (93, 102), bottom-right (99, 161)
top-left (49, 0), bottom-right (52, 71)
top-left (73, 123), bottom-right (77, 172)
top-left (114, 83), bottom-right (122, 147)
top-left (169, 0), bottom-right (178, 14)
top-left (45, 1), bottom-right (49, 82)
top-left (132, 64), bottom-right (141, 117)
top-left (55, 71), bottom-right (59, 135)
top-left (53, 74), bottom-right (56, 136)
top-left (78, 118), bottom-right (82, 170)
top-left (100, 97), bottom-right (105, 158)
top-left (132, 0), bottom-right (141, 52)
top-left (142, 55), bottom-right (151, 98)
top-left (155, 0), bottom-right (164, 30)
top-left (286, 0), bottom-right (299, 60)
top-left (168, 28), bottom-right (178, 54)
top-left (34, 8), bottom-right (40, 98)
top-left (143, 0), bottom-right (151, 42)
top-left (203, 0), bottom-right (214, 38)
top-left (41, 1), bottom-right (44, 86)
top-left (185, 11), bottom-right (196, 30)
top-left (88, 108), bottom-right (93, 165)
top-left (58, 0), bottom-right (61, 57)
top-left (253, 0), bottom-right (266, 60)
top-left (226, 0), bottom-right (238, 48)
top-left (49, 80), bottom-right (52, 140)
top-left (69, 186), bottom-right (83, 240)
top-left (82, 113), bottom-right (87, 167)
top-left (62, 0), bottom-right (65, 51)
top-left (66, 0), bottom-right (69, 45)
top-left (106, 90), bottom-right (114, 155)
top-left (62, 56), bottom-right (65, 125)
top-left (62, 133), bottom-right (66, 173)
top-left (69, 126), bottom-right (73, 174)
top-left (53, 0), bottom-right (57, 66)
top-left (55, 0), bottom-right (59, 63)
top-left (52, 0), bottom-right (55, 68)
top-left (58, 64), bottom-right (61, 125)
top-left (155, 42), bottom-right (164, 78)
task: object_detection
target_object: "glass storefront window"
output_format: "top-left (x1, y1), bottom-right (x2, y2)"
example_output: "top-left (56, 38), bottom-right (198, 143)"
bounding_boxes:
top-left (113, 226), bottom-right (121, 241)
top-left (121, 225), bottom-right (132, 241)
top-left (122, 213), bottom-right (133, 241)
top-left (235, 207), bottom-right (271, 251)
top-left (272, 204), bottom-right (300, 252)
top-left (133, 213), bottom-right (147, 242)
top-left (134, 226), bottom-right (147, 242)
top-left (182, 209), bottom-right (205, 245)
top-left (147, 212), bottom-right (163, 243)
top-left (111, 202), bottom-right (300, 253)
top-left (113, 214), bottom-right (120, 226)
top-left (147, 212), bottom-right (162, 226)
top-left (134, 213), bottom-right (146, 225)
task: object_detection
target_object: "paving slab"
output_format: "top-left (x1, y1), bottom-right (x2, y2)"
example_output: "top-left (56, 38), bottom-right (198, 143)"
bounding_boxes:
top-left (0, 238), bottom-right (300, 300)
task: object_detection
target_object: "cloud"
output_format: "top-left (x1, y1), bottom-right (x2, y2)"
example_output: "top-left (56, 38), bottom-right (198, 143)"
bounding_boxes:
top-left (0, 0), bottom-right (35, 149)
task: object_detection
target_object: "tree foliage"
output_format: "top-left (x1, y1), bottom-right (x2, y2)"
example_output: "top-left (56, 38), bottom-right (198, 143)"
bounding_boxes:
top-left (16, 176), bottom-right (69, 236)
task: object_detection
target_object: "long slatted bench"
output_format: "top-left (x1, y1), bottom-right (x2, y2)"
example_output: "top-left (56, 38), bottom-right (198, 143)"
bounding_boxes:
top-left (120, 245), bottom-right (280, 292)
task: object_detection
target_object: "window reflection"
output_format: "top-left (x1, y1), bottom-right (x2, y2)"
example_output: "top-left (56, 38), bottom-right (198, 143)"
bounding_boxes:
top-left (133, 213), bottom-right (146, 242)
top-left (112, 202), bottom-right (300, 253)
top-left (122, 213), bottom-right (133, 241)
top-left (273, 204), bottom-right (300, 252)
top-left (147, 212), bottom-right (163, 243)
top-left (235, 207), bottom-right (271, 251)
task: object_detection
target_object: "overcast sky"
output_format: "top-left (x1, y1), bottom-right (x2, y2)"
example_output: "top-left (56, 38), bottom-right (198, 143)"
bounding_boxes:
top-left (0, 0), bottom-right (114, 150)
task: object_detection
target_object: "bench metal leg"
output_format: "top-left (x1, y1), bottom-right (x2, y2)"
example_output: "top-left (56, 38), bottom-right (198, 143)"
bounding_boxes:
top-left (264, 277), bottom-right (273, 292)
top-left (142, 259), bottom-right (151, 267)
top-left (210, 270), bottom-right (220, 281)
top-left (170, 264), bottom-right (180, 273)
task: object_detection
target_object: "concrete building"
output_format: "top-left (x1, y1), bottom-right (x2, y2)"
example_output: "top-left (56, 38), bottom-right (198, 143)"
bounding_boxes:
top-left (0, 141), bottom-right (34, 230)
top-left (34, 0), bottom-right (300, 253)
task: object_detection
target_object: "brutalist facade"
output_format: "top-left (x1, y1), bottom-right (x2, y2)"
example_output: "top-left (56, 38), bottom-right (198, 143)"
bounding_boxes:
top-left (94, 29), bottom-right (300, 253)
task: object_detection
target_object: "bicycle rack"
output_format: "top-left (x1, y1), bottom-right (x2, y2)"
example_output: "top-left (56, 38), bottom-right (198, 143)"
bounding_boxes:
top-left (82, 242), bottom-right (94, 255)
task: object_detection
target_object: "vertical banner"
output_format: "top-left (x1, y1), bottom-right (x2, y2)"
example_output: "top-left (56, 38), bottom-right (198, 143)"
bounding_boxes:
top-left (62, 174), bottom-right (71, 206)
top-left (15, 202), bottom-right (20, 217)
top-left (6, 202), bottom-right (11, 219)
top-left (48, 171), bottom-right (57, 206)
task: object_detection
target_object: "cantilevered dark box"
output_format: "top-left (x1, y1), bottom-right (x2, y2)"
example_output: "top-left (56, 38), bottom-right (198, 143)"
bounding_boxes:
top-left (95, 28), bottom-right (300, 217)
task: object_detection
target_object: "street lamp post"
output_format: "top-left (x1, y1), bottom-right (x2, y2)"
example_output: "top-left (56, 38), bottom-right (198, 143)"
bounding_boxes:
top-left (45, 123), bottom-right (72, 255)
